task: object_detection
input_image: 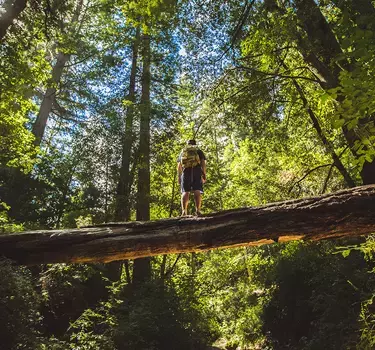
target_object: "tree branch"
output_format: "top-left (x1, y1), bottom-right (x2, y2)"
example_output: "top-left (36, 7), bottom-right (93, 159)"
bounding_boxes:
top-left (235, 65), bottom-right (322, 83)
top-left (213, 0), bottom-right (256, 63)
top-left (321, 163), bottom-right (335, 194)
top-left (288, 163), bottom-right (332, 194)
top-left (164, 254), bottom-right (182, 278)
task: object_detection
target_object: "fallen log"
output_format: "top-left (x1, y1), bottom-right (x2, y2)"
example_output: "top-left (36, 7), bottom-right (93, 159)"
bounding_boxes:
top-left (1, 185), bottom-right (375, 265)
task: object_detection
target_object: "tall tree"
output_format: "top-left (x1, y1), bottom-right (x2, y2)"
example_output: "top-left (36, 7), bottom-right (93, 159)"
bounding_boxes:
top-left (280, 0), bottom-right (375, 184)
top-left (32, 0), bottom-right (84, 146)
top-left (0, 0), bottom-right (27, 41)
top-left (279, 59), bottom-right (356, 187)
top-left (114, 26), bottom-right (141, 222)
top-left (133, 31), bottom-right (152, 284)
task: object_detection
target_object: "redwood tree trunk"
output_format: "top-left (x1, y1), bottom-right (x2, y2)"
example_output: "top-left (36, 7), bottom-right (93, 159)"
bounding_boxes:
top-left (133, 33), bottom-right (152, 284)
top-left (0, 0), bottom-right (27, 41)
top-left (332, 0), bottom-right (375, 30)
top-left (268, 0), bottom-right (375, 184)
top-left (287, 69), bottom-right (355, 187)
top-left (31, 0), bottom-right (83, 146)
top-left (32, 52), bottom-right (71, 145)
top-left (115, 26), bottom-right (141, 221)
top-left (294, 0), bottom-right (375, 185)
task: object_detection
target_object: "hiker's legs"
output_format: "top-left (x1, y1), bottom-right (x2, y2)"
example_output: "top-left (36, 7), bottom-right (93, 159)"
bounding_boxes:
top-left (193, 190), bottom-right (202, 213)
top-left (181, 192), bottom-right (190, 214)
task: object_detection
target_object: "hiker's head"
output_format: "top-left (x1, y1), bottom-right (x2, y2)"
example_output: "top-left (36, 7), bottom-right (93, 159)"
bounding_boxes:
top-left (187, 139), bottom-right (196, 145)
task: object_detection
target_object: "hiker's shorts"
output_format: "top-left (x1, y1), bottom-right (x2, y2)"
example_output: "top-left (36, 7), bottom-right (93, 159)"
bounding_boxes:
top-left (181, 167), bottom-right (203, 193)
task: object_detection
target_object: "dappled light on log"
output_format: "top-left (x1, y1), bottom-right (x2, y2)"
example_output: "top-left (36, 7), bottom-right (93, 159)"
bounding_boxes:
top-left (0, 185), bottom-right (375, 265)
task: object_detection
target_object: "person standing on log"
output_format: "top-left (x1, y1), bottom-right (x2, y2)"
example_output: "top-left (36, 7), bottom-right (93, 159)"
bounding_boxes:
top-left (177, 139), bottom-right (207, 216)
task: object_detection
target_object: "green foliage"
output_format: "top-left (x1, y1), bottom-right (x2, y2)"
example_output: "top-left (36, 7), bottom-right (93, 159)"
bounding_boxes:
top-left (351, 235), bottom-right (375, 349)
top-left (0, 94), bottom-right (37, 171)
top-left (261, 242), bottom-right (369, 349)
top-left (0, 260), bottom-right (41, 349)
top-left (0, 42), bottom-right (42, 173)
top-left (65, 258), bottom-right (217, 349)
top-left (69, 307), bottom-right (116, 350)
top-left (2, 0), bottom-right (375, 348)
top-left (113, 285), bottom-right (190, 349)
top-left (326, 18), bottom-right (375, 173)
top-left (39, 263), bottom-right (112, 337)
top-left (0, 202), bottom-right (24, 234)
top-left (193, 248), bottom-right (271, 348)
top-left (189, 242), bottom-right (375, 349)
top-left (123, 0), bottom-right (178, 32)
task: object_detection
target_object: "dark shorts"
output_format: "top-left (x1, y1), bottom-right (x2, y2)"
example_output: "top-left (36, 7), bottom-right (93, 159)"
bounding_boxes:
top-left (181, 167), bottom-right (203, 193)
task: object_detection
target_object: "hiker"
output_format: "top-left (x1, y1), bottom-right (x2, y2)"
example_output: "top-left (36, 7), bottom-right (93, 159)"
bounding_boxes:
top-left (177, 139), bottom-right (206, 216)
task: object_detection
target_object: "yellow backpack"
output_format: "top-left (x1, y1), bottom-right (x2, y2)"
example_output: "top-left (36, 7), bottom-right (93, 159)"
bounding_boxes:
top-left (180, 145), bottom-right (200, 168)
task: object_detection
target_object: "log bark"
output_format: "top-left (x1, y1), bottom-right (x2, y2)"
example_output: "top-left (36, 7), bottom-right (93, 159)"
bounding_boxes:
top-left (1, 185), bottom-right (375, 265)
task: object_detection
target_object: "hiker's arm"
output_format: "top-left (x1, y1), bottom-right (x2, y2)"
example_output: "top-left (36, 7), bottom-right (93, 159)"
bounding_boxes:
top-left (201, 159), bottom-right (206, 182)
top-left (177, 162), bottom-right (182, 184)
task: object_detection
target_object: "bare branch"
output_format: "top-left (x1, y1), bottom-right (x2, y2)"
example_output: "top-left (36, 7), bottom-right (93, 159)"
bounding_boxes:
top-left (238, 45), bottom-right (296, 61)
top-left (164, 254), bottom-right (182, 278)
top-left (235, 65), bottom-right (322, 83)
top-left (213, 0), bottom-right (257, 63)
top-left (289, 164), bottom-right (332, 194)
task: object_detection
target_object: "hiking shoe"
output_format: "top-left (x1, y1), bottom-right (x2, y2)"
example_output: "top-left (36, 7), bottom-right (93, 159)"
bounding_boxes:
top-left (195, 211), bottom-right (202, 217)
top-left (181, 210), bottom-right (188, 217)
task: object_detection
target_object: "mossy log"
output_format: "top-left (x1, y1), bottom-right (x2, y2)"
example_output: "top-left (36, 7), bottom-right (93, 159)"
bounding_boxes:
top-left (1, 185), bottom-right (375, 265)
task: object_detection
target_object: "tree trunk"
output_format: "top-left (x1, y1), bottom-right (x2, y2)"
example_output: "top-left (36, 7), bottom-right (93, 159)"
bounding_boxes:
top-left (32, 52), bottom-right (70, 146)
top-left (268, 0), bottom-right (375, 184)
top-left (133, 33), bottom-right (152, 284)
top-left (114, 26), bottom-right (141, 222)
top-left (286, 65), bottom-right (356, 187)
top-left (294, 0), bottom-right (375, 185)
top-left (295, 0), bottom-right (349, 73)
top-left (213, 125), bottom-right (224, 210)
top-left (1, 185), bottom-right (375, 265)
top-left (0, 0), bottom-right (27, 41)
top-left (104, 152), bottom-right (110, 223)
top-left (31, 0), bottom-right (83, 146)
top-left (332, 0), bottom-right (375, 30)
top-left (55, 164), bottom-right (77, 228)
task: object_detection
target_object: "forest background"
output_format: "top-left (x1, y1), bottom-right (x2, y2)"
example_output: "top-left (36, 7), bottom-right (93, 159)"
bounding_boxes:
top-left (1, 0), bottom-right (375, 349)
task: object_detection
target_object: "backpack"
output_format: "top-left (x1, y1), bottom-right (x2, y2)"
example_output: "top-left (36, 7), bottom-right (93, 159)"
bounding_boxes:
top-left (180, 145), bottom-right (201, 169)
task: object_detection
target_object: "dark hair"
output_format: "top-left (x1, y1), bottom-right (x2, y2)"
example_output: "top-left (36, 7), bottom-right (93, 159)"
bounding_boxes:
top-left (187, 139), bottom-right (196, 145)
